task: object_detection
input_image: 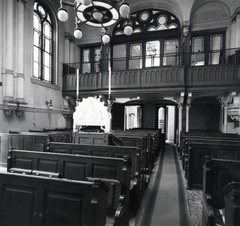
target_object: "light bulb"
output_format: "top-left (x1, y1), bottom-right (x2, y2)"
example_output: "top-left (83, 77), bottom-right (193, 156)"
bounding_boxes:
top-left (124, 25), bottom-right (133, 36)
top-left (57, 8), bottom-right (68, 22)
top-left (102, 34), bottom-right (110, 44)
top-left (92, 12), bottom-right (104, 21)
top-left (73, 28), bottom-right (83, 39)
top-left (119, 3), bottom-right (130, 18)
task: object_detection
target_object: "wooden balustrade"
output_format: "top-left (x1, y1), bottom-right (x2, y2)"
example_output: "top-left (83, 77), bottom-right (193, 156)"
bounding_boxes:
top-left (187, 64), bottom-right (240, 86)
top-left (63, 66), bottom-right (185, 93)
top-left (62, 64), bottom-right (240, 95)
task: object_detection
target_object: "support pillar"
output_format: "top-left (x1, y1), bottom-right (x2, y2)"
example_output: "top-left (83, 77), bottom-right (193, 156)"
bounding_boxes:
top-left (64, 32), bottom-right (74, 73)
top-left (178, 103), bottom-right (183, 146)
top-left (223, 105), bottom-right (228, 133)
top-left (186, 104), bottom-right (191, 132)
top-left (16, 0), bottom-right (26, 102)
top-left (231, 19), bottom-right (236, 51)
top-left (218, 92), bottom-right (236, 133)
top-left (236, 13), bottom-right (240, 48)
top-left (3, 0), bottom-right (14, 101)
top-left (106, 97), bottom-right (113, 133)
top-left (186, 93), bottom-right (192, 132)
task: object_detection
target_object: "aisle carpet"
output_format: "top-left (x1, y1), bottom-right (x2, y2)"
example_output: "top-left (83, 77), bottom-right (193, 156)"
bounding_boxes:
top-left (138, 143), bottom-right (189, 226)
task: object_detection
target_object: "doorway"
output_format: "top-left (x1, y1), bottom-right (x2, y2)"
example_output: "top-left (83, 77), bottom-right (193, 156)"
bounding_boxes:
top-left (156, 105), bottom-right (176, 142)
top-left (124, 105), bottom-right (142, 130)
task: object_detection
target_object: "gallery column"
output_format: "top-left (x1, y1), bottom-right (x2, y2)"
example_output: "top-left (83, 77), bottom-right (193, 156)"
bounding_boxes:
top-left (185, 93), bottom-right (192, 132)
top-left (235, 11), bottom-right (240, 48)
top-left (178, 103), bottom-right (183, 146)
top-left (185, 104), bottom-right (191, 132)
top-left (3, 0), bottom-right (14, 101)
top-left (16, 0), bottom-right (26, 102)
top-left (219, 92), bottom-right (236, 133)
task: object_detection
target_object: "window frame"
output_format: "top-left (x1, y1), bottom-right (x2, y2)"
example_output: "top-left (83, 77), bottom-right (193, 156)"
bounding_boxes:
top-left (191, 29), bottom-right (225, 66)
top-left (33, 1), bottom-right (54, 83)
top-left (112, 37), bottom-right (180, 71)
top-left (80, 45), bottom-right (101, 73)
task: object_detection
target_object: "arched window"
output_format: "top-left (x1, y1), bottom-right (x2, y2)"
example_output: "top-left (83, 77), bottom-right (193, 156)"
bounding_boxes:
top-left (33, 2), bottom-right (53, 83)
top-left (112, 9), bottom-right (181, 70)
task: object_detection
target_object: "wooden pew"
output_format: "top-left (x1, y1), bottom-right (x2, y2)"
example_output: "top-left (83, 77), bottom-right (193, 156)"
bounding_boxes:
top-left (184, 138), bottom-right (240, 189)
top-left (181, 131), bottom-right (240, 153)
top-left (180, 132), bottom-right (240, 170)
top-left (7, 149), bottom-right (132, 225)
top-left (113, 129), bottom-right (161, 177)
top-left (48, 142), bottom-right (140, 184)
top-left (223, 182), bottom-right (240, 226)
top-left (0, 171), bottom-right (109, 226)
top-left (179, 131), bottom-right (240, 163)
top-left (73, 132), bottom-right (113, 145)
top-left (9, 133), bottom-right (49, 151)
top-left (202, 157), bottom-right (240, 226)
top-left (9, 131), bottom-right (73, 152)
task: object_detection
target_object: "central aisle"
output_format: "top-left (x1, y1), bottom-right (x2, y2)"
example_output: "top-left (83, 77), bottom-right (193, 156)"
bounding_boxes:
top-left (137, 144), bottom-right (189, 226)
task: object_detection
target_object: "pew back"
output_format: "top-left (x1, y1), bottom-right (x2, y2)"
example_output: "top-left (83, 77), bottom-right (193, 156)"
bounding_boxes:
top-left (9, 133), bottom-right (49, 151)
top-left (203, 157), bottom-right (240, 208)
top-left (202, 157), bottom-right (240, 226)
top-left (8, 149), bottom-right (132, 211)
top-left (8, 149), bottom-right (131, 191)
top-left (0, 172), bottom-right (108, 226)
top-left (73, 132), bottom-right (111, 145)
top-left (48, 142), bottom-right (139, 181)
top-left (186, 139), bottom-right (240, 189)
top-left (180, 131), bottom-right (240, 158)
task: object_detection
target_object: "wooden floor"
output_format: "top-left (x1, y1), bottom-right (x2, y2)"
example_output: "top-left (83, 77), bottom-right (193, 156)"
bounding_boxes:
top-left (135, 143), bottom-right (190, 226)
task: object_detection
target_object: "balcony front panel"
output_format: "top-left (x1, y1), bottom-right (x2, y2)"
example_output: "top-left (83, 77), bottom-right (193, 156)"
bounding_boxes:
top-left (188, 64), bottom-right (240, 87)
top-left (63, 73), bottom-right (98, 91)
top-left (100, 70), bottom-right (141, 89)
top-left (140, 67), bottom-right (185, 87)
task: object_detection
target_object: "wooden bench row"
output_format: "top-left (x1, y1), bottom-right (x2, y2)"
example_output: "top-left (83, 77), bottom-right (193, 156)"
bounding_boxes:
top-left (0, 171), bottom-right (109, 226)
top-left (179, 131), bottom-right (240, 189)
top-left (113, 129), bottom-right (162, 176)
top-left (202, 157), bottom-right (240, 226)
top-left (2, 129), bottom-right (163, 226)
top-left (7, 148), bottom-right (132, 226)
top-left (47, 142), bottom-right (141, 186)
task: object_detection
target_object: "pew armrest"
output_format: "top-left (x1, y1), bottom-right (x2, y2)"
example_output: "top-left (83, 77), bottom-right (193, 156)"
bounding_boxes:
top-left (223, 182), bottom-right (240, 226)
top-left (87, 177), bottom-right (121, 210)
top-left (202, 194), bottom-right (215, 226)
top-left (114, 195), bottom-right (129, 226)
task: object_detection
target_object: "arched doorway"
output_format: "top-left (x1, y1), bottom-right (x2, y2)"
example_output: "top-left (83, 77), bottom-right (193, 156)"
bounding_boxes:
top-left (156, 101), bottom-right (177, 142)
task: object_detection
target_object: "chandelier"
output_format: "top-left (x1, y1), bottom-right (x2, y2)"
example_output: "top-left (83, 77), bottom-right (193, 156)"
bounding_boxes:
top-left (57, 0), bottom-right (132, 44)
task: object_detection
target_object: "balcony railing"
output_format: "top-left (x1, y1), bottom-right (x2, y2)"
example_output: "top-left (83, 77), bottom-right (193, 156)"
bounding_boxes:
top-left (63, 66), bottom-right (185, 93)
top-left (187, 64), bottom-right (240, 87)
top-left (62, 48), bottom-right (240, 95)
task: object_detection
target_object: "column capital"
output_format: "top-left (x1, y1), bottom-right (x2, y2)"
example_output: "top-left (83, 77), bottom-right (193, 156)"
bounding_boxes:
top-left (218, 92), bottom-right (236, 107)
top-left (178, 103), bottom-right (183, 110)
top-left (232, 7), bottom-right (240, 23)
top-left (175, 92), bottom-right (185, 106)
top-left (182, 20), bottom-right (190, 38)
